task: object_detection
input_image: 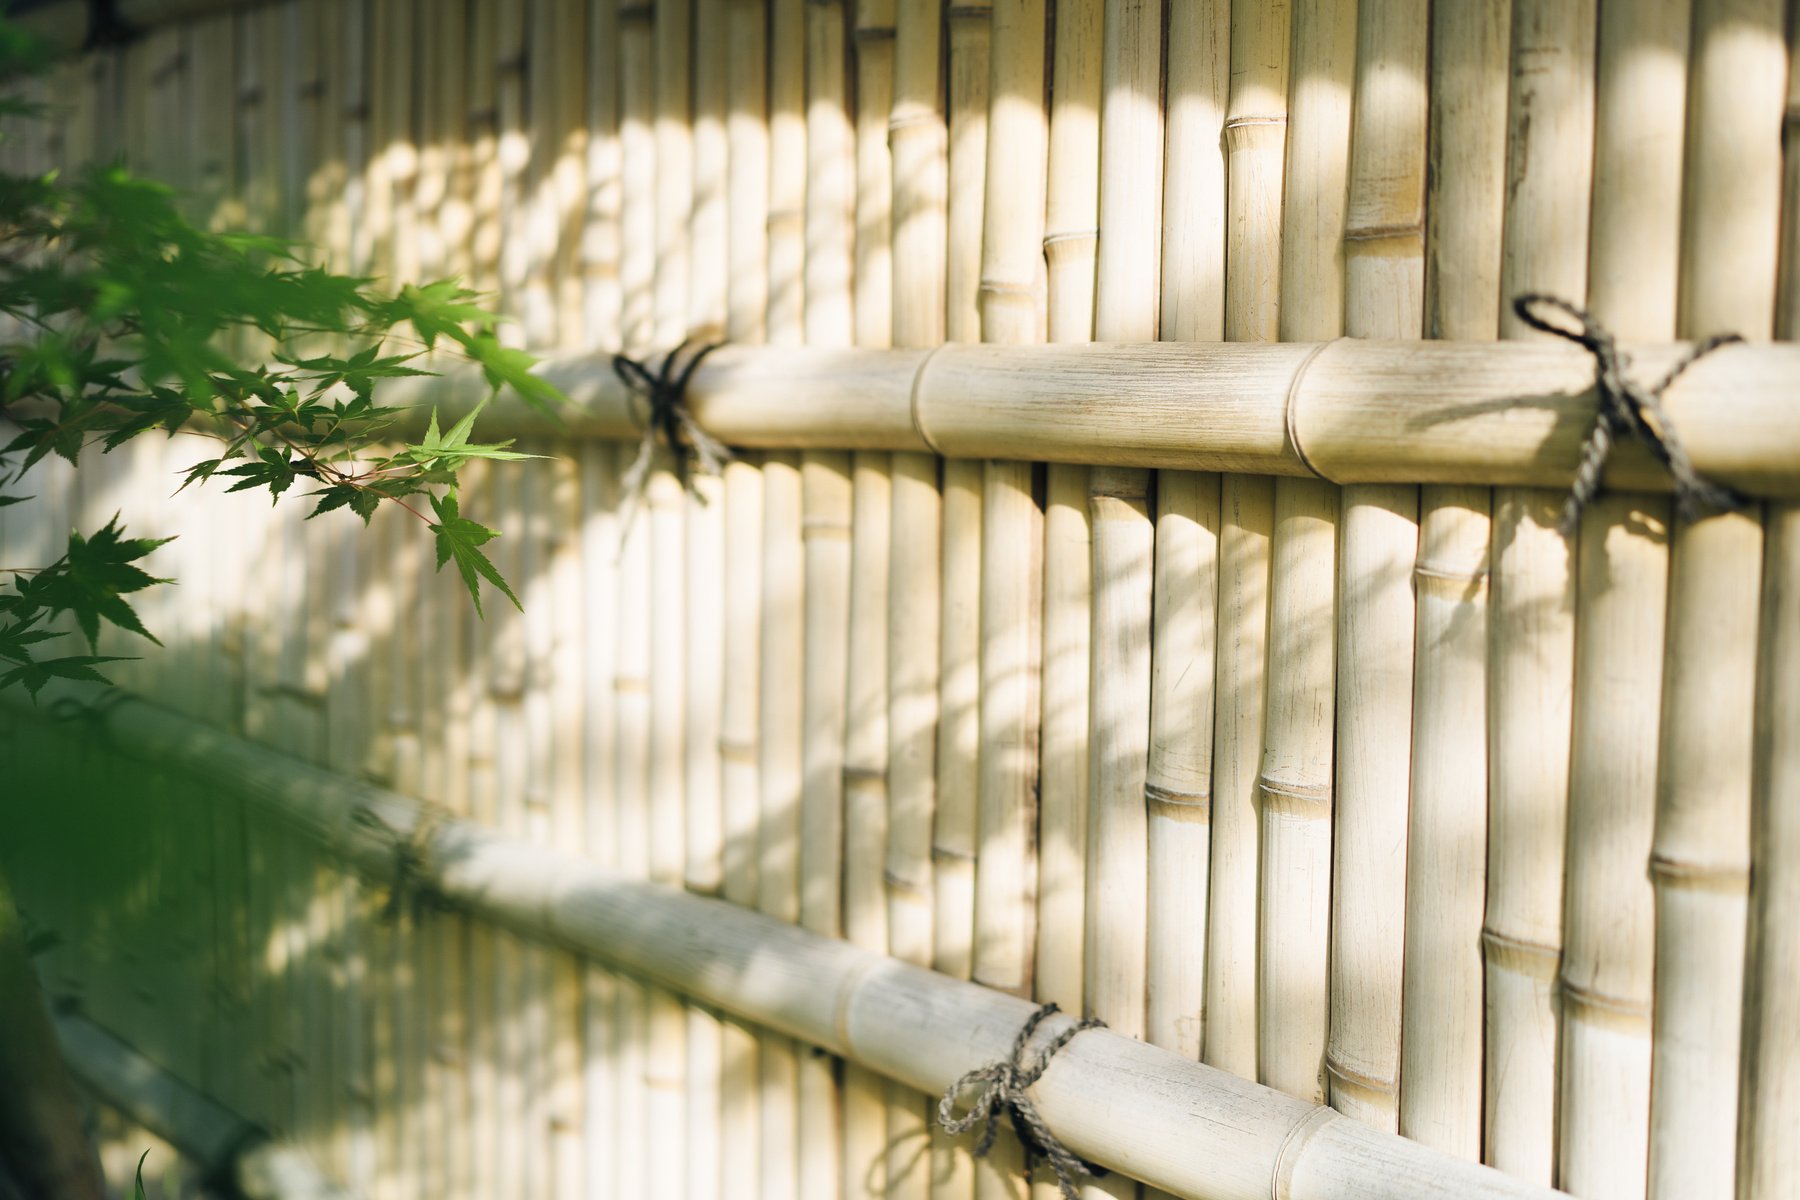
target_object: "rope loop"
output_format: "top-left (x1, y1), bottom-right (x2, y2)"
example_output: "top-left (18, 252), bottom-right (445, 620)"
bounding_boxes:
top-left (1511, 293), bottom-right (1743, 534)
top-left (937, 1002), bottom-right (1106, 1200)
top-left (612, 338), bottom-right (732, 540)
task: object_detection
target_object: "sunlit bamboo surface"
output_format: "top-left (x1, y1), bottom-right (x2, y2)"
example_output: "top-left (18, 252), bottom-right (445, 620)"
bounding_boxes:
top-left (2, 1), bottom-right (1796, 1198)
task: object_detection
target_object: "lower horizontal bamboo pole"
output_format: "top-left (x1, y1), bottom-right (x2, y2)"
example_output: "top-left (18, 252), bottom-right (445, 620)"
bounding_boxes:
top-left (375, 338), bottom-right (1800, 496)
top-left (54, 1013), bottom-right (352, 1200)
top-left (14, 682), bottom-right (1573, 1200)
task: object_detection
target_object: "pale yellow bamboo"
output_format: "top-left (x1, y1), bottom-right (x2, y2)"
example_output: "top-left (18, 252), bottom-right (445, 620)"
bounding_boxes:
top-left (1085, 19), bottom-right (1162, 1200)
top-left (619, 1), bottom-right (656, 351)
top-left (1208, 0), bottom-right (1288, 1092)
top-left (1649, 7), bottom-right (1786, 1196)
top-left (686, 473), bottom-right (728, 1200)
top-left (495, 0), bottom-right (530, 342)
top-left (1224, 0), bottom-right (1289, 343)
top-left (1324, 484), bottom-right (1414, 1131)
top-left (1329, 0), bottom-right (1423, 1136)
top-left (1043, 0), bottom-right (1101, 345)
top-left (1558, 492), bottom-right (1667, 1200)
top-left (648, 457), bottom-right (692, 1200)
top-left (1549, 5), bottom-right (1688, 1195)
top-left (691, 0), bottom-right (729, 338)
top-left (551, 0), bottom-right (589, 352)
top-left (1739, 503), bottom-right (1800, 1200)
top-left (521, 0), bottom-right (563, 345)
top-left (1398, 487), bottom-right (1489, 1158)
top-left (759, 451), bottom-right (805, 1200)
top-left (720, 452), bottom-right (765, 1200)
top-left (652, 0), bottom-right (693, 346)
top-left (844, 447), bottom-right (894, 1200)
top-left (1256, 0), bottom-right (1350, 1110)
top-left (935, 11), bottom-right (990, 1200)
top-left (846, 8), bottom-right (898, 1195)
top-left (10, 678), bottom-right (1582, 1200)
top-left (1037, 27), bottom-right (1100, 1195)
top-left (806, 0), bottom-right (855, 348)
top-left (718, 1), bottom-right (769, 1190)
top-left (1160, 0), bottom-right (1228, 343)
top-left (768, 0), bottom-right (807, 342)
top-left (1203, 472), bottom-right (1272, 1082)
top-left (1410, 0), bottom-right (1506, 1163)
top-left (1485, 0), bottom-right (1592, 1180)
top-left (468, 0), bottom-right (503, 303)
top-left (585, 0), bottom-right (624, 349)
top-left (1146, 469), bottom-right (1220, 1066)
top-left (969, 6), bottom-right (1048, 1195)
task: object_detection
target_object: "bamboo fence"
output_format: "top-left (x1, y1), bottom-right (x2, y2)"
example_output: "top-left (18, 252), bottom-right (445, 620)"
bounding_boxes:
top-left (1, 3), bottom-right (1797, 1200)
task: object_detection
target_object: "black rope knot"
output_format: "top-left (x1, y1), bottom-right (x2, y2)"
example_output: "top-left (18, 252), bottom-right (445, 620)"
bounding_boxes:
top-left (1512, 293), bottom-right (1743, 536)
top-left (612, 338), bottom-right (732, 537)
top-left (937, 1002), bottom-right (1105, 1200)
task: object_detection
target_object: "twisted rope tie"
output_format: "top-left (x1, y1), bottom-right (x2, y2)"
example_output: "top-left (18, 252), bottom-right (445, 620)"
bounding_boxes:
top-left (1512, 293), bottom-right (1743, 536)
top-left (613, 338), bottom-right (732, 540)
top-left (937, 1003), bottom-right (1106, 1200)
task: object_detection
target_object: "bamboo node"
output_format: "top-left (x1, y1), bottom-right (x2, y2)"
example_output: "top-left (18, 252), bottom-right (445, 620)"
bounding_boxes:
top-left (1511, 294), bottom-right (1744, 533)
top-left (937, 1003), bottom-right (1106, 1200)
top-left (1480, 926), bottom-right (1562, 978)
top-left (1322, 1051), bottom-right (1398, 1096)
top-left (932, 844), bottom-right (977, 864)
top-left (1272, 1105), bottom-right (1341, 1199)
top-left (881, 867), bottom-right (930, 897)
top-left (1282, 340), bottom-right (1338, 480)
top-left (1257, 773), bottom-right (1331, 811)
top-left (908, 345), bottom-right (951, 457)
top-left (1557, 975), bottom-right (1652, 1022)
top-left (1646, 851), bottom-right (1750, 893)
top-left (1144, 781), bottom-right (1211, 814)
top-left (843, 763), bottom-right (887, 786)
top-left (718, 737), bottom-right (757, 763)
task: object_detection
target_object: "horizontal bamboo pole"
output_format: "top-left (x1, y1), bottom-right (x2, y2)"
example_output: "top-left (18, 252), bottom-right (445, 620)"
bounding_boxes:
top-left (377, 338), bottom-right (1800, 494)
top-left (16, 682), bottom-right (1575, 1200)
top-left (54, 1014), bottom-right (353, 1200)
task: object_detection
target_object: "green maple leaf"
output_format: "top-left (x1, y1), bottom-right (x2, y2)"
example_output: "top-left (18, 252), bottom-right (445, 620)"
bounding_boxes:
top-left (428, 492), bottom-right (520, 618)
top-left (29, 516), bottom-right (173, 648)
top-left (405, 398), bottom-right (546, 473)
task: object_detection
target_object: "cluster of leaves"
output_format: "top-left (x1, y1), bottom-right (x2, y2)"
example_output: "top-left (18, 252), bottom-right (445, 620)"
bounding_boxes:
top-left (0, 35), bottom-right (564, 695)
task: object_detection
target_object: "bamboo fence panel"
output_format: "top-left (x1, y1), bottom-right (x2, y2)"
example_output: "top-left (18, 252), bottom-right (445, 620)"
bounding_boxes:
top-left (8, 7), bottom-right (1800, 1200)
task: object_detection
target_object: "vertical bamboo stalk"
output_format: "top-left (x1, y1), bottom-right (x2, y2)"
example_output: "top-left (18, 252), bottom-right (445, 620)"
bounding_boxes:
top-left (935, 7), bottom-right (990, 1200)
top-left (613, 437), bottom-right (653, 1200)
top-left (1205, 0), bottom-right (1288, 1089)
top-left (718, 1), bottom-right (770, 1193)
top-left (1224, 0), bottom-right (1289, 344)
top-left (1399, 487), bottom-right (1490, 1157)
top-left (1536, 5), bottom-right (1684, 1197)
top-left (1145, 469), bottom-right (1220, 1067)
top-left (759, 451), bottom-right (806, 1200)
top-left (585, 0), bottom-right (624, 349)
top-left (1739, 503), bottom-right (1800, 1200)
top-left (970, 4), bottom-right (1047, 1195)
top-left (1649, 6), bottom-right (1787, 1198)
top-left (653, 0), bottom-right (693, 345)
top-left (521, 0), bottom-right (562, 346)
top-left (887, 5), bottom-right (946, 1195)
top-left (1483, 0), bottom-right (1594, 1183)
top-left (647, 457), bottom-right (692, 1200)
top-left (1411, 0), bottom-right (1509, 1164)
top-left (1037, 28), bottom-right (1099, 1200)
top-left (1043, 0), bottom-right (1101, 346)
top-left (619, 0), bottom-right (656, 351)
top-left (1254, 0), bottom-right (1349, 1109)
top-left (767, 0), bottom-right (807, 340)
top-left (1330, 0), bottom-right (1422, 1137)
top-left (843, 447), bottom-right (894, 1200)
top-left (719, 452), bottom-right (765, 1199)
top-left (579, 444), bottom-right (622, 1200)
top-left (1080, 10), bottom-right (1161, 1200)
top-left (844, 9), bottom-right (898, 1196)
top-left (685, 15), bottom-right (729, 1194)
top-left (1160, 0), bottom-right (1228, 344)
